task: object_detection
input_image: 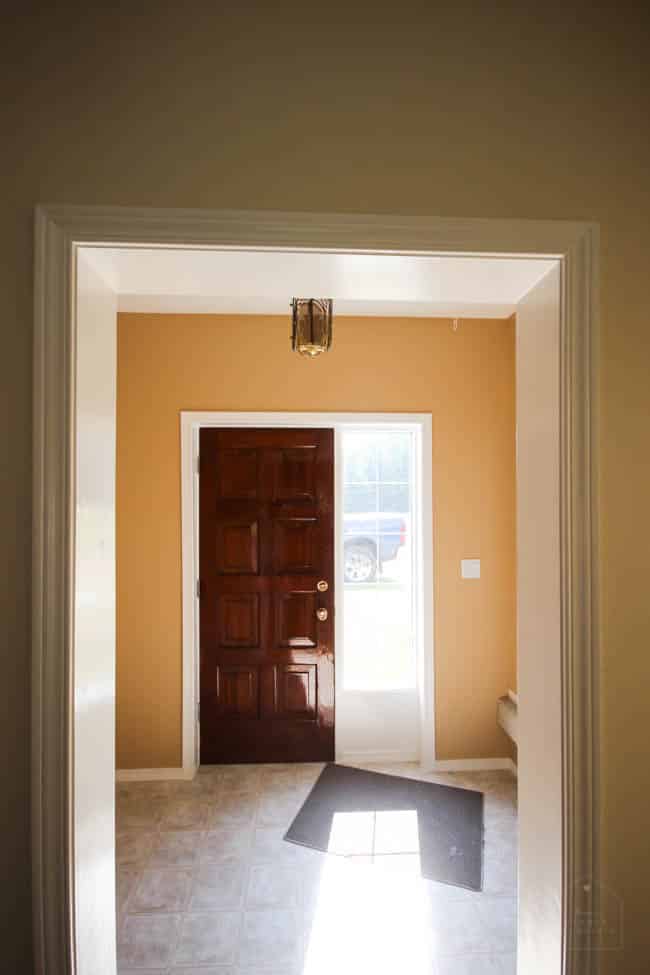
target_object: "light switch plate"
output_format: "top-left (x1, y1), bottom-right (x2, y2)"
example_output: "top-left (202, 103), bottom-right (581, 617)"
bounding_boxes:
top-left (461, 558), bottom-right (481, 579)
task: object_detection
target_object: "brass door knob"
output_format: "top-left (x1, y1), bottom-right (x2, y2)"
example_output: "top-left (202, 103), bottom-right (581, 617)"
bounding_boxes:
top-left (317, 580), bottom-right (329, 592)
top-left (316, 607), bottom-right (328, 622)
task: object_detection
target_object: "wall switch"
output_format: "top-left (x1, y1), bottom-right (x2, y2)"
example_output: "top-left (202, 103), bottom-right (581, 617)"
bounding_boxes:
top-left (461, 558), bottom-right (481, 579)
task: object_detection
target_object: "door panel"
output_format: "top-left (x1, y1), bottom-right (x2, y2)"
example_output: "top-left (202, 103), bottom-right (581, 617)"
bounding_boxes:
top-left (272, 517), bottom-right (318, 573)
top-left (216, 665), bottom-right (260, 717)
top-left (274, 592), bottom-right (318, 648)
top-left (275, 664), bottom-right (317, 719)
top-left (199, 427), bottom-right (334, 763)
top-left (217, 448), bottom-right (259, 499)
top-left (273, 446), bottom-right (317, 502)
top-left (215, 518), bottom-right (259, 574)
top-left (217, 594), bottom-right (261, 648)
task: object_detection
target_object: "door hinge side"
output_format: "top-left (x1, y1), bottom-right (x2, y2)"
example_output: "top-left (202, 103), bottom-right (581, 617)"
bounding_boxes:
top-left (196, 453), bottom-right (201, 475)
top-left (196, 579), bottom-right (201, 599)
top-left (196, 702), bottom-right (200, 724)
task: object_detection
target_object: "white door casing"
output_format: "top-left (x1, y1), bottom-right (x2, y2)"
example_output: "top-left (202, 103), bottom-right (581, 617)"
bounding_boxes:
top-left (32, 206), bottom-right (599, 975)
top-left (516, 265), bottom-right (563, 971)
top-left (73, 253), bottom-right (118, 975)
top-left (180, 412), bottom-right (434, 773)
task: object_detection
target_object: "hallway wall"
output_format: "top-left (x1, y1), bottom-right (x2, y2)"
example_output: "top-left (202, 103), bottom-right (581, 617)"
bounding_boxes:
top-left (116, 313), bottom-right (517, 768)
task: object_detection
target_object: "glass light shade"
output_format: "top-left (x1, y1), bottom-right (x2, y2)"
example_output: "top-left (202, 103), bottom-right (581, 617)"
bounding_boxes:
top-left (291, 298), bottom-right (333, 357)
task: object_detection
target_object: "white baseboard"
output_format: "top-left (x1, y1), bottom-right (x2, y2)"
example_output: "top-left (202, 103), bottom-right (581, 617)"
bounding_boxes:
top-left (427, 757), bottom-right (517, 775)
top-left (337, 749), bottom-right (420, 765)
top-left (116, 766), bottom-right (197, 782)
top-left (336, 753), bottom-right (518, 776)
top-left (116, 758), bottom-right (517, 780)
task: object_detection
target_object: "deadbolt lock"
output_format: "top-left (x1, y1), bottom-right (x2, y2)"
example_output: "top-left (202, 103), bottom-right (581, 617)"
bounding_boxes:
top-left (317, 580), bottom-right (329, 592)
top-left (316, 607), bottom-right (328, 621)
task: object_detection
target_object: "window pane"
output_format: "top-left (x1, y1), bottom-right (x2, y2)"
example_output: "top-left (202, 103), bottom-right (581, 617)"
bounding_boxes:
top-left (342, 429), bottom-right (416, 691)
top-left (343, 432), bottom-right (377, 483)
top-left (343, 484), bottom-right (378, 517)
top-left (378, 483), bottom-right (409, 514)
top-left (377, 432), bottom-right (410, 482)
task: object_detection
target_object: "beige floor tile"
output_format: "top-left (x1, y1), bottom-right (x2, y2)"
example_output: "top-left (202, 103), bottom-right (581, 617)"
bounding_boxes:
top-left (251, 826), bottom-right (321, 867)
top-left (483, 842), bottom-right (518, 894)
top-left (117, 780), bottom-right (172, 801)
top-left (428, 900), bottom-right (488, 956)
top-left (189, 859), bottom-right (247, 911)
top-left (300, 859), bottom-right (330, 920)
top-left (437, 953), bottom-right (517, 974)
top-left (246, 862), bottom-right (302, 909)
top-left (371, 852), bottom-right (423, 877)
top-left (117, 913), bottom-right (182, 969)
top-left (475, 896), bottom-right (517, 952)
top-left (232, 971), bottom-right (296, 975)
top-left (256, 791), bottom-right (303, 827)
top-left (258, 766), bottom-right (301, 792)
top-left (232, 971), bottom-right (298, 975)
top-left (160, 797), bottom-right (210, 831)
top-left (117, 969), bottom-right (167, 974)
top-left (187, 770), bottom-right (223, 796)
top-left (114, 763), bottom-right (518, 972)
top-left (201, 826), bottom-right (254, 862)
top-left (293, 762), bottom-right (325, 785)
top-left (237, 909), bottom-right (305, 970)
top-left (165, 777), bottom-right (211, 798)
top-left (425, 877), bottom-right (483, 906)
top-left (116, 831), bottom-right (156, 867)
top-left (169, 969), bottom-right (234, 975)
top-left (216, 765), bottom-right (263, 793)
top-left (116, 867), bottom-right (139, 918)
top-left (174, 911), bottom-right (241, 966)
top-left (128, 868), bottom-right (193, 915)
top-left (117, 797), bottom-right (165, 830)
top-left (206, 792), bottom-right (258, 828)
top-left (148, 830), bottom-right (203, 868)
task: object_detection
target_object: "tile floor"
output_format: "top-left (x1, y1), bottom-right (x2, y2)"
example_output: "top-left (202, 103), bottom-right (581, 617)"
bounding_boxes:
top-left (116, 763), bottom-right (517, 974)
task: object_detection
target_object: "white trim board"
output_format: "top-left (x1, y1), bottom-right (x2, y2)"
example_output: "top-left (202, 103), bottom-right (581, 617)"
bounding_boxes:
top-left (428, 758), bottom-right (517, 775)
top-left (115, 768), bottom-right (196, 783)
top-left (180, 410), bottom-right (435, 774)
top-left (338, 750), bottom-right (420, 764)
top-left (33, 205), bottom-right (599, 975)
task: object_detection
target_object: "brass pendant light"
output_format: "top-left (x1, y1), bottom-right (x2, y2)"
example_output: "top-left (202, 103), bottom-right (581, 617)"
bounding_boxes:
top-left (291, 298), bottom-right (333, 357)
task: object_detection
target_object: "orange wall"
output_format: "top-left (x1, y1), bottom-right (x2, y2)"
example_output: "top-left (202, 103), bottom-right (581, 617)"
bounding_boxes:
top-left (116, 312), bottom-right (516, 768)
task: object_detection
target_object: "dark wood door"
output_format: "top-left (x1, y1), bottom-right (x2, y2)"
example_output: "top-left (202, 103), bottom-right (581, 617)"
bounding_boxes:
top-left (199, 427), bottom-right (334, 764)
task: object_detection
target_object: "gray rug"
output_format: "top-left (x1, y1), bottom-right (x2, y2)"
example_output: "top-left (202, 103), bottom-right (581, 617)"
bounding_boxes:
top-left (284, 763), bottom-right (484, 890)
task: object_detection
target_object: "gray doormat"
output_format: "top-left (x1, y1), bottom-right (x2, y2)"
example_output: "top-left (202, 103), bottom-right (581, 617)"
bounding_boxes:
top-left (284, 763), bottom-right (484, 890)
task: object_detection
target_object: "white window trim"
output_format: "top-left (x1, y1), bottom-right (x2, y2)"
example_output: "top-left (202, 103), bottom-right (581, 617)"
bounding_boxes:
top-left (180, 410), bottom-right (435, 773)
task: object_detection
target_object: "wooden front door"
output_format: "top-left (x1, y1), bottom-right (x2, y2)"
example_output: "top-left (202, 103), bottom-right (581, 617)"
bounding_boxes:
top-left (199, 427), bottom-right (335, 764)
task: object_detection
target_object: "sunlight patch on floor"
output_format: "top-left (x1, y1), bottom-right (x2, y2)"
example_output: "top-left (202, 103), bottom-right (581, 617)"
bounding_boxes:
top-left (304, 854), bottom-right (434, 975)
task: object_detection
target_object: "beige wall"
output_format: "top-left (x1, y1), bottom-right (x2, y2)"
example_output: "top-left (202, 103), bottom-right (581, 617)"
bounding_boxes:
top-left (116, 313), bottom-right (516, 769)
top-left (3, 4), bottom-right (650, 969)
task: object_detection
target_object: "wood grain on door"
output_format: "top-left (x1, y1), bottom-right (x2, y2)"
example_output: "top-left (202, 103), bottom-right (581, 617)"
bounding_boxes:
top-left (199, 428), bottom-right (335, 763)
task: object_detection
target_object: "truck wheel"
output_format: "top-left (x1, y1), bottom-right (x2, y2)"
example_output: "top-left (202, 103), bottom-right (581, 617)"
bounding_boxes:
top-left (344, 542), bottom-right (377, 583)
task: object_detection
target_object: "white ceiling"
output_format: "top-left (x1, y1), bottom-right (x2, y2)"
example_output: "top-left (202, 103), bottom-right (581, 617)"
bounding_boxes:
top-left (81, 247), bottom-right (556, 318)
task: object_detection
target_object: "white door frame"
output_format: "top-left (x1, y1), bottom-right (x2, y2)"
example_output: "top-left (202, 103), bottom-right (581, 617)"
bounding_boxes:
top-left (180, 411), bottom-right (434, 774)
top-left (32, 205), bottom-right (599, 975)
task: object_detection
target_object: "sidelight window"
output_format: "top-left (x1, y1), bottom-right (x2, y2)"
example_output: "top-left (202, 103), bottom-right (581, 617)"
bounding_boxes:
top-left (341, 428), bottom-right (418, 691)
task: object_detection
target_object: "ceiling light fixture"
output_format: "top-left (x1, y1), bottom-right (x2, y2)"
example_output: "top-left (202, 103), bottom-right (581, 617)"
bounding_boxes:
top-left (291, 298), bottom-right (333, 357)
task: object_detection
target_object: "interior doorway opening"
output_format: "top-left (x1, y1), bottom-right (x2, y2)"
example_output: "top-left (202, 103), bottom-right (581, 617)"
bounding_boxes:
top-left (32, 204), bottom-right (599, 975)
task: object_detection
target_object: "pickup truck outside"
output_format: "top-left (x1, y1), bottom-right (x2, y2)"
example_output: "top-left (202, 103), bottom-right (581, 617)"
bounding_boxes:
top-left (343, 512), bottom-right (407, 583)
